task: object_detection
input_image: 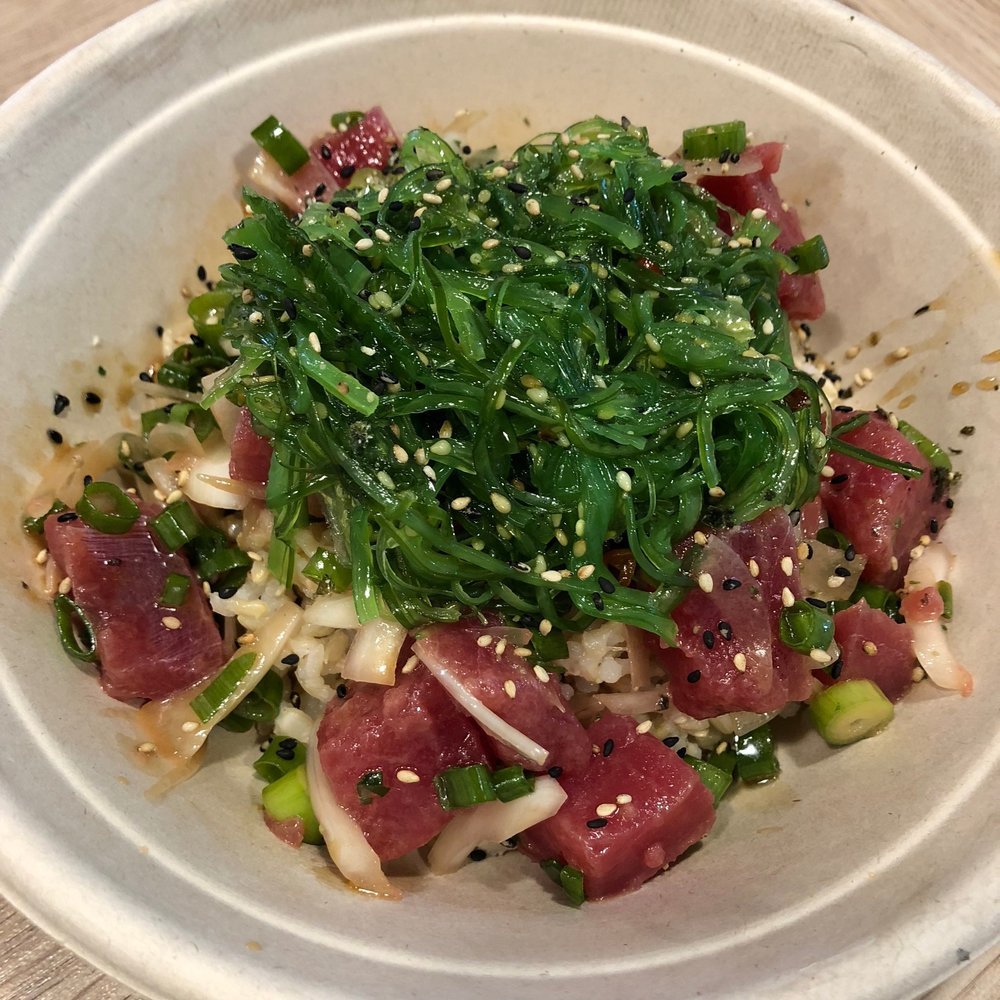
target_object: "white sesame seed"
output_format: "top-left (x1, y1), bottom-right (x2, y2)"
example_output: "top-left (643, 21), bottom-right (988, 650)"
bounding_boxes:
top-left (137, 742), bottom-right (156, 755)
top-left (402, 654), bottom-right (419, 674)
top-left (525, 197), bottom-right (541, 216)
top-left (422, 192), bottom-right (443, 205)
top-left (181, 721), bottom-right (199, 733)
top-left (890, 556), bottom-right (899, 571)
top-left (476, 634), bottom-right (493, 648)
top-left (490, 492), bottom-right (512, 514)
top-left (827, 575), bottom-right (847, 588)
top-left (616, 470), bottom-right (632, 493)
top-left (241, 288), bottom-right (254, 304)
top-left (343, 206), bottom-right (362, 221)
top-left (616, 793), bottom-right (633, 805)
top-left (912, 666), bottom-right (925, 682)
top-left (355, 237), bottom-right (374, 251)
top-left (539, 619), bottom-right (553, 636)
top-left (450, 496), bottom-right (472, 511)
top-left (809, 648), bottom-right (833, 664)
top-left (570, 163), bottom-right (584, 180)
top-left (533, 665), bottom-right (550, 683)
top-left (376, 471), bottom-right (395, 490)
top-left (596, 802), bottom-right (618, 818)
top-left (676, 420), bottom-right (694, 439)
top-left (577, 564), bottom-right (596, 581)
top-left (644, 333), bottom-right (662, 353)
top-left (693, 531), bottom-right (709, 545)
top-left (708, 486), bottom-right (726, 498)
top-left (58, 576), bottom-right (72, 595)
top-left (781, 556), bottom-right (794, 576)
top-left (161, 616), bottom-right (182, 630)
top-left (494, 389), bottom-right (507, 409)
top-left (308, 331), bottom-right (322, 353)
top-left (377, 187), bottom-right (389, 205)
top-left (249, 310), bottom-right (264, 325)
top-left (541, 570), bottom-right (563, 583)
top-left (861, 366), bottom-right (874, 382)
top-left (482, 238), bottom-right (500, 249)
top-left (689, 372), bottom-right (704, 388)
top-left (750, 207), bottom-right (767, 220)
top-left (34, 548), bottom-right (48, 565)
top-left (494, 639), bottom-right (507, 656)
top-left (748, 558), bottom-right (760, 578)
top-left (514, 647), bottom-right (532, 658)
top-left (502, 262), bottom-right (523, 274)
top-left (698, 573), bottom-right (714, 593)
top-left (821, 465), bottom-right (836, 478)
top-left (733, 652), bottom-right (747, 672)
top-left (891, 346), bottom-right (910, 360)
top-left (392, 444), bottom-right (408, 463)
top-left (635, 720), bottom-right (653, 735)
top-left (422, 465), bottom-right (437, 481)
top-left (863, 641), bottom-right (878, 656)
top-left (374, 228), bottom-right (391, 243)
top-left (478, 189), bottom-right (492, 204)
top-left (503, 680), bottom-right (517, 699)
top-left (435, 177), bottom-right (452, 192)
top-left (164, 489), bottom-right (183, 505)
top-left (396, 769), bottom-right (420, 784)
top-left (797, 542), bottom-right (810, 560)
top-left (360, 344), bottom-right (376, 356)
top-left (491, 165), bottom-right (509, 179)
top-left (781, 587), bottom-right (795, 607)
top-left (526, 386), bottom-right (549, 404)
top-left (575, 518), bottom-right (586, 537)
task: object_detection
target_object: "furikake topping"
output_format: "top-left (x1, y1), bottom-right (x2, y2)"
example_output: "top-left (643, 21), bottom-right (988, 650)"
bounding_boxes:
top-left (201, 116), bottom-right (837, 640)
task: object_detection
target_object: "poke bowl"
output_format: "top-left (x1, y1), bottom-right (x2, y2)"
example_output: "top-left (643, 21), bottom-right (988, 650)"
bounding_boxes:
top-left (0, 1), bottom-right (998, 999)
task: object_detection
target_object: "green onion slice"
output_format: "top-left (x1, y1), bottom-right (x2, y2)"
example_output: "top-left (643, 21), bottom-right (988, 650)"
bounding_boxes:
top-left (491, 764), bottom-right (535, 803)
top-left (779, 600), bottom-right (835, 654)
top-left (733, 724), bottom-right (779, 783)
top-left (189, 652), bottom-right (257, 723)
top-left (261, 764), bottom-right (323, 845)
top-left (53, 594), bottom-right (98, 662)
top-left (356, 769), bottom-right (391, 805)
top-left (809, 679), bottom-right (893, 746)
top-left (76, 481), bottom-right (140, 535)
top-left (23, 499), bottom-right (67, 535)
top-left (158, 572), bottom-right (191, 608)
top-left (150, 502), bottom-right (201, 551)
top-left (255, 737), bottom-right (307, 783)
top-left (229, 669), bottom-right (283, 724)
top-left (786, 234), bottom-right (830, 274)
top-left (540, 859), bottom-right (585, 907)
top-left (330, 110), bottom-right (365, 131)
top-left (687, 758), bottom-right (733, 807)
top-left (936, 580), bottom-right (953, 621)
top-left (434, 764), bottom-right (497, 810)
top-left (251, 115), bottom-right (310, 175)
top-left (682, 120), bottom-right (747, 160)
top-left (896, 419), bottom-right (951, 472)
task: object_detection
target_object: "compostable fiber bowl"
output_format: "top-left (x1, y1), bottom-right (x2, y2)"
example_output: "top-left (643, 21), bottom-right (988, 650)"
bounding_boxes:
top-left (0, 2), bottom-right (998, 998)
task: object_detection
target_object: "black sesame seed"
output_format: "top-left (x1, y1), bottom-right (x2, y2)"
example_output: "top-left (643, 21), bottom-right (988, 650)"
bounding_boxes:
top-left (217, 585), bottom-right (238, 599)
top-left (320, 144), bottom-right (332, 160)
top-left (339, 163), bottom-right (356, 179)
top-left (671, 170), bottom-right (687, 181)
top-left (53, 393), bottom-right (70, 416)
top-left (843, 545), bottom-right (856, 561)
top-left (56, 511), bottom-right (78, 522)
top-left (462, 145), bottom-right (472, 155)
top-left (507, 181), bottom-right (528, 194)
top-left (602, 738), bottom-right (614, 758)
top-left (228, 242), bottom-right (258, 260)
top-left (830, 658), bottom-right (844, 680)
top-left (687, 669), bottom-right (702, 683)
top-left (834, 566), bottom-right (851, 578)
top-left (313, 183), bottom-right (327, 198)
top-left (913, 303), bottom-right (931, 316)
top-left (586, 818), bottom-right (608, 829)
top-left (800, 322), bottom-right (813, 338)
top-left (592, 592), bottom-right (605, 611)
top-left (501, 835), bottom-right (519, 849)
top-left (623, 186), bottom-right (636, 204)
top-left (718, 149), bottom-right (730, 164)
top-left (275, 747), bottom-right (295, 761)
top-left (598, 577), bottom-right (615, 594)
top-left (945, 498), bottom-right (955, 509)
top-left (703, 630), bottom-right (715, 649)
top-left (788, 508), bottom-right (802, 526)
top-left (155, 324), bottom-right (165, 337)
top-left (189, 334), bottom-right (204, 349)
top-left (721, 578), bottom-right (741, 591)
top-left (290, 692), bottom-right (301, 708)
top-left (138, 371), bottom-right (153, 383)
top-left (513, 245), bottom-right (532, 260)
top-left (959, 425), bottom-right (975, 437)
top-left (281, 653), bottom-right (300, 666)
top-left (278, 738), bottom-right (298, 751)
top-left (663, 736), bottom-right (680, 747)
top-left (718, 621), bottom-right (733, 641)
top-left (731, 151), bottom-right (741, 163)
top-left (425, 168), bottom-right (445, 181)
top-left (929, 518), bottom-right (939, 535)
top-left (336, 683), bottom-right (348, 699)
top-left (806, 597), bottom-right (827, 609)
top-left (838, 387), bottom-right (854, 400)
top-left (282, 297), bottom-right (298, 321)
top-left (83, 475), bottom-right (93, 486)
top-left (468, 848), bottom-right (488, 862)
top-left (407, 217), bottom-right (422, 231)
top-left (570, 195), bottom-right (588, 207)
top-left (47, 428), bottom-right (64, 445)
top-left (196, 265), bottom-right (207, 282)
top-left (102, 557), bottom-right (122, 567)
top-left (676, 747), bottom-right (688, 758)
top-left (547, 766), bottom-right (563, 778)
top-left (388, 200), bottom-right (404, 211)
top-left (831, 473), bottom-right (849, 485)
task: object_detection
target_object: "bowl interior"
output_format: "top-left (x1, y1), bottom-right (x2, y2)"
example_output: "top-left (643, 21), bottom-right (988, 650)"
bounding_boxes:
top-left (0, 2), bottom-right (998, 999)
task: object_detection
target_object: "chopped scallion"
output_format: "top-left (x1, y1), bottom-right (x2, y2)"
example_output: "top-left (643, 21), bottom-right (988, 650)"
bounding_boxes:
top-left (356, 769), bottom-right (391, 805)
top-left (255, 737), bottom-right (307, 783)
top-left (540, 859), bottom-right (585, 906)
top-left (936, 580), bottom-right (953, 621)
top-left (150, 502), bottom-right (201, 551)
top-left (779, 600), bottom-right (834, 654)
top-left (434, 764), bottom-right (497, 810)
top-left (491, 764), bottom-right (535, 803)
top-left (809, 679), bottom-right (893, 746)
top-left (53, 594), bottom-right (98, 662)
top-left (261, 764), bottom-right (323, 844)
top-left (303, 547), bottom-right (352, 594)
top-left (682, 120), bottom-right (747, 160)
top-left (330, 110), bottom-right (365, 131)
top-left (786, 234), bottom-right (830, 274)
top-left (189, 652), bottom-right (256, 723)
top-left (23, 499), bottom-right (67, 534)
top-left (733, 724), bottom-right (779, 783)
top-left (76, 481), bottom-right (140, 535)
top-left (251, 115), bottom-right (310, 175)
top-left (158, 572), bottom-right (191, 608)
top-left (687, 758), bottom-right (733, 807)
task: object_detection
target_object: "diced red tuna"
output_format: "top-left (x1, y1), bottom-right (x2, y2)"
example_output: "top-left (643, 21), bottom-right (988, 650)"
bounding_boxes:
top-left (309, 107), bottom-right (398, 189)
top-left (700, 142), bottom-right (825, 322)
top-left (650, 508), bottom-right (813, 718)
top-left (413, 621), bottom-right (591, 774)
top-left (821, 411), bottom-right (951, 589)
top-left (317, 665), bottom-right (493, 860)
top-left (229, 407), bottom-right (272, 483)
top-left (817, 600), bottom-right (915, 702)
top-left (264, 814), bottom-right (305, 849)
top-left (43, 506), bottom-right (225, 701)
top-left (519, 714), bottom-right (715, 899)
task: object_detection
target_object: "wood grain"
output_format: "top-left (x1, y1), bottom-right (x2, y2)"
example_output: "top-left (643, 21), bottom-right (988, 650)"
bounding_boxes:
top-left (0, 1), bottom-right (997, 998)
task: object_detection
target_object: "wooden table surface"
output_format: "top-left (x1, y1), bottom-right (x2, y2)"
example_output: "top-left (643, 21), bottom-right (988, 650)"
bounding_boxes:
top-left (1, 1), bottom-right (998, 998)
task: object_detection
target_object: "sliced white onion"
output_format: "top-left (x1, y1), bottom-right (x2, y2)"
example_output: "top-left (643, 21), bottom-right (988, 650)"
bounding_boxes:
top-left (910, 620), bottom-right (973, 695)
top-left (341, 617), bottom-right (406, 686)
top-left (676, 146), bottom-right (766, 180)
top-left (557, 619), bottom-right (630, 684)
top-left (133, 380), bottom-right (205, 405)
top-left (709, 710), bottom-right (780, 737)
top-left (306, 724), bottom-right (401, 899)
top-left (273, 704), bottom-right (316, 744)
top-left (904, 541), bottom-right (955, 592)
top-left (181, 445), bottom-right (251, 510)
top-left (200, 370), bottom-right (242, 444)
top-left (248, 148), bottom-right (303, 212)
top-left (414, 638), bottom-right (550, 767)
top-left (800, 540), bottom-right (867, 602)
top-left (427, 777), bottom-right (567, 875)
top-left (595, 687), bottom-right (667, 715)
top-left (303, 592), bottom-right (362, 630)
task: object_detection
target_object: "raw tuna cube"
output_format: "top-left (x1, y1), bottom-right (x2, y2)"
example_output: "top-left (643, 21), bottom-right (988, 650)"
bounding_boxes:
top-left (821, 411), bottom-right (951, 589)
top-left (700, 142), bottom-right (825, 322)
top-left (43, 507), bottom-right (225, 701)
top-left (519, 714), bottom-right (715, 899)
top-left (651, 508), bottom-right (813, 718)
top-left (229, 407), bottom-right (272, 483)
top-left (413, 621), bottom-right (591, 774)
top-left (317, 665), bottom-right (493, 860)
top-left (310, 107), bottom-right (398, 188)
top-left (818, 600), bottom-right (915, 702)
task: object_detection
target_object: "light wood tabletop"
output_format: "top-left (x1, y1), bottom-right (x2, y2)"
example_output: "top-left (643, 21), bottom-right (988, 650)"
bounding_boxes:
top-left (1, 1), bottom-right (998, 998)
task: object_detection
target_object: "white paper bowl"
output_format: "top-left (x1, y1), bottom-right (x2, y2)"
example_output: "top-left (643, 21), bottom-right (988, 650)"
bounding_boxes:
top-left (1, 2), bottom-right (997, 998)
